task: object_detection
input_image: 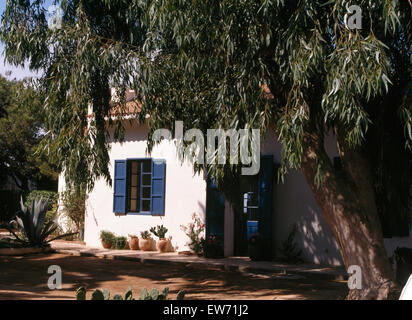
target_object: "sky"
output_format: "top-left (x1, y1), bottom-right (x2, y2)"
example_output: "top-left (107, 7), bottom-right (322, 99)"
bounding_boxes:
top-left (0, 0), bottom-right (54, 80)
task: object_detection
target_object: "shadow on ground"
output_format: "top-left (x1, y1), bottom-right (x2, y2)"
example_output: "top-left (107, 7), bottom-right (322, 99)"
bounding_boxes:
top-left (0, 253), bottom-right (348, 300)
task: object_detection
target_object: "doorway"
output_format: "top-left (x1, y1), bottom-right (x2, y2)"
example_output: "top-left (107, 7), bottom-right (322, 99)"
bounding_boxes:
top-left (205, 155), bottom-right (275, 258)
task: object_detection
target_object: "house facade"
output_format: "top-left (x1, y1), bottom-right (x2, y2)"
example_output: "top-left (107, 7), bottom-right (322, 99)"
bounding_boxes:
top-left (58, 103), bottom-right (412, 267)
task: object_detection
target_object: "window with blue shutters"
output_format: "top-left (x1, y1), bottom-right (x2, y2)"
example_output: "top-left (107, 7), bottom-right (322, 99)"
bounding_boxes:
top-left (113, 158), bottom-right (166, 216)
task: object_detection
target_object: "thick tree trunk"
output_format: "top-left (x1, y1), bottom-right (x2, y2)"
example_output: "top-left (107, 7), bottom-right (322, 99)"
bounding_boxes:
top-left (300, 126), bottom-right (400, 299)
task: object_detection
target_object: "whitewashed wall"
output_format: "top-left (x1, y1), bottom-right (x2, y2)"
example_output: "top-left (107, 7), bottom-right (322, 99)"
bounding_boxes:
top-left (57, 121), bottom-right (412, 265)
top-left (83, 122), bottom-right (206, 251)
top-left (258, 129), bottom-right (344, 265)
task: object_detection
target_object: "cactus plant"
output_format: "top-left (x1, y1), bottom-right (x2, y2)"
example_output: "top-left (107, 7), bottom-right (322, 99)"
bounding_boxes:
top-left (103, 288), bottom-right (110, 300)
top-left (91, 289), bottom-right (105, 300)
top-left (150, 225), bottom-right (168, 239)
top-left (140, 230), bottom-right (151, 239)
top-left (125, 286), bottom-right (133, 300)
top-left (150, 225), bottom-right (169, 252)
top-left (161, 287), bottom-right (169, 299)
top-left (150, 288), bottom-right (159, 300)
top-left (75, 286), bottom-right (185, 300)
top-left (76, 286), bottom-right (86, 300)
top-left (176, 290), bottom-right (186, 300)
top-left (139, 287), bottom-right (184, 300)
top-left (139, 288), bottom-right (149, 300)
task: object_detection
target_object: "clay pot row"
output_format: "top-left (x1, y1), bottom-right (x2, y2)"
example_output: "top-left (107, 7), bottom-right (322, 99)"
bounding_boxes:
top-left (127, 237), bottom-right (169, 253)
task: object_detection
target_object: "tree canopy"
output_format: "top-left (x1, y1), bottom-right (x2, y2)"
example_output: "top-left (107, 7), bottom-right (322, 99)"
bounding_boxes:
top-left (2, 0), bottom-right (410, 230)
top-left (0, 75), bottom-right (57, 190)
top-left (1, 0), bottom-right (409, 187)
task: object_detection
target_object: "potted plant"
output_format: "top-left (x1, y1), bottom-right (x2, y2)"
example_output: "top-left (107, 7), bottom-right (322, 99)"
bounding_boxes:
top-left (100, 230), bottom-right (115, 249)
top-left (248, 233), bottom-right (264, 261)
top-left (113, 236), bottom-right (127, 249)
top-left (139, 231), bottom-right (152, 251)
top-left (128, 234), bottom-right (139, 250)
top-left (150, 225), bottom-right (169, 253)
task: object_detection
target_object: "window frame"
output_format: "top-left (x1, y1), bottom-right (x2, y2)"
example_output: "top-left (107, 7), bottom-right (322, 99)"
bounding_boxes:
top-left (125, 158), bottom-right (153, 216)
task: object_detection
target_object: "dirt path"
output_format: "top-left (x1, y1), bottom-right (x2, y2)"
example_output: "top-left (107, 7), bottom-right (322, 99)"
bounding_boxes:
top-left (0, 253), bottom-right (347, 300)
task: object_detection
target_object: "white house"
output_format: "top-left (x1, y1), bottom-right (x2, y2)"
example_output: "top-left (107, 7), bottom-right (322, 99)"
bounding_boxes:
top-left (58, 90), bottom-right (412, 266)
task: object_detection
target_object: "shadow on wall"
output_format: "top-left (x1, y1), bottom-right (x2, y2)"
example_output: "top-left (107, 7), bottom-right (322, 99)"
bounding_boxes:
top-left (295, 206), bottom-right (343, 266)
top-left (274, 168), bottom-right (343, 266)
top-left (85, 193), bottom-right (99, 228)
top-left (197, 200), bottom-right (206, 221)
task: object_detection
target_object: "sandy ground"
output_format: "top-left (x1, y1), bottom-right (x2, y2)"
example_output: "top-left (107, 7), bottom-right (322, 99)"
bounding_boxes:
top-left (0, 253), bottom-right (348, 300)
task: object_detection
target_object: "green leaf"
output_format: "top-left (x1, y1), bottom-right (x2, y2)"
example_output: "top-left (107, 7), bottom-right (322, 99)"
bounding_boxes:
top-left (103, 288), bottom-right (110, 300)
top-left (91, 289), bottom-right (104, 300)
top-left (161, 287), bottom-right (169, 298)
top-left (75, 287), bottom-right (86, 300)
top-left (176, 290), bottom-right (186, 300)
top-left (125, 286), bottom-right (133, 300)
top-left (113, 294), bottom-right (123, 300)
top-left (139, 288), bottom-right (148, 300)
top-left (149, 288), bottom-right (159, 300)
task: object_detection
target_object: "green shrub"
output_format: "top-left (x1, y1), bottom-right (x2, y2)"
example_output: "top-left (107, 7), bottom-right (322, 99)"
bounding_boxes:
top-left (99, 230), bottom-right (115, 245)
top-left (113, 236), bottom-right (127, 249)
top-left (99, 232), bottom-right (128, 249)
top-left (24, 190), bottom-right (58, 211)
top-left (60, 187), bottom-right (85, 238)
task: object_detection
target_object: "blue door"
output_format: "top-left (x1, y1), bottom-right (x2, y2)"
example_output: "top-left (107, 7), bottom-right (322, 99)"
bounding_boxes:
top-left (205, 177), bottom-right (225, 245)
top-left (258, 155), bottom-right (274, 259)
top-left (205, 155), bottom-right (274, 258)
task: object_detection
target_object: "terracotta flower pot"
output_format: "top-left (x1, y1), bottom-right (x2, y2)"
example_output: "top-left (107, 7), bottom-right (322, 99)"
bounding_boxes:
top-left (157, 239), bottom-right (168, 253)
top-left (101, 241), bottom-right (112, 249)
top-left (139, 238), bottom-right (151, 251)
top-left (129, 237), bottom-right (139, 250)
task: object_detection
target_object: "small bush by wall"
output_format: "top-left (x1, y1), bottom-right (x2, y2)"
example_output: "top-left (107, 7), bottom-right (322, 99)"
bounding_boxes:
top-left (60, 188), bottom-right (86, 238)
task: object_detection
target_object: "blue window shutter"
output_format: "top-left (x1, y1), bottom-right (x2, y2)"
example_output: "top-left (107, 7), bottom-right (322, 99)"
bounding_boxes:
top-left (113, 160), bottom-right (127, 214)
top-left (151, 159), bottom-right (166, 215)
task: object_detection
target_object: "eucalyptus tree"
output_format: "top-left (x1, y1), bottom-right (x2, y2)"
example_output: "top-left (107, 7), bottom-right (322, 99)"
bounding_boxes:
top-left (2, 0), bottom-right (411, 299)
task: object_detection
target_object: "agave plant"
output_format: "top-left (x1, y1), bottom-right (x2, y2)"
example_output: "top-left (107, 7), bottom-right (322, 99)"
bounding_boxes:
top-left (6, 197), bottom-right (77, 248)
